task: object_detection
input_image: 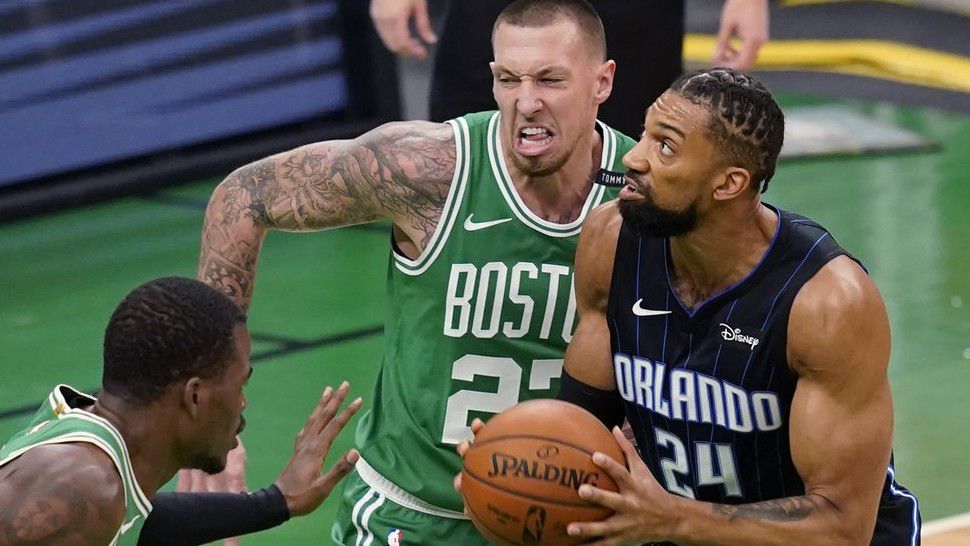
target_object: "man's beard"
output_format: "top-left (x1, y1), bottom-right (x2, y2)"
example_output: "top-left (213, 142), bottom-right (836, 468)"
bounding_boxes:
top-left (618, 187), bottom-right (699, 237)
top-left (508, 147), bottom-right (569, 178)
top-left (197, 454), bottom-right (226, 475)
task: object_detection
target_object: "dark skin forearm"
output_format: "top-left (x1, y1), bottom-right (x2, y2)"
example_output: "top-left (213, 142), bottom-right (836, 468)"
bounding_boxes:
top-left (669, 493), bottom-right (853, 546)
top-left (711, 495), bottom-right (817, 523)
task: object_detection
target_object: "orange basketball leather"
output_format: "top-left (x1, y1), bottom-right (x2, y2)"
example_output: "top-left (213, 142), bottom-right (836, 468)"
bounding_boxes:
top-left (461, 399), bottom-right (625, 546)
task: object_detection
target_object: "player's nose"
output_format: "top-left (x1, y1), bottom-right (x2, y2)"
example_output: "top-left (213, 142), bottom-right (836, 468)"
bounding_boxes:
top-left (515, 82), bottom-right (543, 117)
top-left (622, 144), bottom-right (650, 173)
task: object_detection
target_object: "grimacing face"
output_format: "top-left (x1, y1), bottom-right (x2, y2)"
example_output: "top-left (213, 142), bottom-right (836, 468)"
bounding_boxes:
top-left (192, 323), bottom-right (251, 474)
top-left (618, 91), bottom-right (730, 237)
top-left (490, 18), bottom-right (613, 177)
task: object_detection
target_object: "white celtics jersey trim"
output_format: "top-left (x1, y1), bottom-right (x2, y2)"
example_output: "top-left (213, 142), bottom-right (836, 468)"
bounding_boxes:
top-left (355, 457), bottom-right (469, 519)
top-left (393, 117), bottom-right (471, 276)
top-left (49, 386), bottom-right (153, 517)
top-left (486, 112), bottom-right (617, 237)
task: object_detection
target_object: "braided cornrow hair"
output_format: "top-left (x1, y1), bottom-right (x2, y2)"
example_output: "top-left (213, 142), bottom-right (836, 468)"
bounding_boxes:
top-left (670, 68), bottom-right (785, 193)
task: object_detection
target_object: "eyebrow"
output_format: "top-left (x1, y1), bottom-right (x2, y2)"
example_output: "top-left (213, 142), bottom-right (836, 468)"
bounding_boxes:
top-left (658, 121), bottom-right (686, 140)
top-left (492, 65), bottom-right (568, 76)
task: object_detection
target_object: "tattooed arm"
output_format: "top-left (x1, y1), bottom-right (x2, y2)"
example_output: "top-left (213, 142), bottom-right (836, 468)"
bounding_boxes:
top-left (0, 444), bottom-right (125, 546)
top-left (566, 256), bottom-right (893, 546)
top-left (199, 120), bottom-right (455, 309)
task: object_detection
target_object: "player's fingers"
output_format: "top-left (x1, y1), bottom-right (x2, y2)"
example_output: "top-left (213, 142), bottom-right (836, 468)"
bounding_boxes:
top-left (315, 449), bottom-right (360, 496)
top-left (591, 450), bottom-right (633, 490)
top-left (413, 0), bottom-right (437, 45)
top-left (470, 418), bottom-right (485, 435)
top-left (453, 472), bottom-right (463, 492)
top-left (317, 396), bottom-right (363, 448)
top-left (309, 383), bottom-right (348, 437)
top-left (577, 483), bottom-right (625, 510)
top-left (612, 427), bottom-right (638, 466)
top-left (567, 516), bottom-right (624, 539)
top-left (223, 537), bottom-right (240, 546)
top-left (300, 387), bottom-right (333, 440)
top-left (456, 439), bottom-right (471, 458)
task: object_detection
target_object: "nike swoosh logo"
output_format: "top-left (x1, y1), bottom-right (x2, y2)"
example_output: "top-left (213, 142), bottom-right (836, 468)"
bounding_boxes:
top-left (632, 299), bottom-right (672, 317)
top-left (464, 214), bottom-right (512, 232)
top-left (119, 515), bottom-right (140, 534)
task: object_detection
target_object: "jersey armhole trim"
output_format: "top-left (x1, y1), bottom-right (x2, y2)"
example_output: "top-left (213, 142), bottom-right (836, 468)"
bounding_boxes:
top-left (393, 117), bottom-right (470, 275)
top-left (51, 386), bottom-right (153, 515)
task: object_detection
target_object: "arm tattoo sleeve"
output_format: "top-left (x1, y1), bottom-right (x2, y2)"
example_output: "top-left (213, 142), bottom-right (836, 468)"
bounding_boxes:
top-left (0, 474), bottom-right (120, 546)
top-left (198, 121), bottom-right (456, 309)
top-left (711, 496), bottom-right (816, 522)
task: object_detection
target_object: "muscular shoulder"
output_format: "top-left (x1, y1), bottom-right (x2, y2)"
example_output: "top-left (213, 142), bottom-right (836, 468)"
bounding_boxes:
top-left (575, 201), bottom-right (624, 304)
top-left (0, 443), bottom-right (125, 546)
top-left (787, 255), bottom-right (890, 379)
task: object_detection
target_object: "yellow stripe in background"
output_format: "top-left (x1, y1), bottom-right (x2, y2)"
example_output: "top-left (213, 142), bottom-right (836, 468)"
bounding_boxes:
top-left (684, 35), bottom-right (970, 94)
top-left (780, 0), bottom-right (914, 7)
top-left (779, 0), bottom-right (969, 15)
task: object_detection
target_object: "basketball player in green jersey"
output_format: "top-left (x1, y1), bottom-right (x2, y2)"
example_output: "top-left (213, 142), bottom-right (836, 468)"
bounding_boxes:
top-left (191, 0), bottom-right (637, 542)
top-left (0, 278), bottom-right (361, 546)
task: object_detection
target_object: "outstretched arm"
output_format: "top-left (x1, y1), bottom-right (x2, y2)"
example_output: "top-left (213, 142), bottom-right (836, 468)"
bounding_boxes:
top-left (568, 256), bottom-right (894, 546)
top-left (199, 120), bottom-right (455, 310)
top-left (0, 443), bottom-right (125, 546)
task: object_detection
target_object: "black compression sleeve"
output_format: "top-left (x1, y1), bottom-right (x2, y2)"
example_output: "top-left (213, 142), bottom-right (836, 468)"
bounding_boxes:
top-left (557, 370), bottom-right (626, 430)
top-left (137, 485), bottom-right (290, 546)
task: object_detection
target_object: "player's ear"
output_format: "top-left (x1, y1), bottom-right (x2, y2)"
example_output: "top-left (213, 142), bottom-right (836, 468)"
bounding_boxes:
top-left (182, 377), bottom-right (203, 418)
top-left (593, 60), bottom-right (616, 105)
top-left (712, 167), bottom-right (752, 201)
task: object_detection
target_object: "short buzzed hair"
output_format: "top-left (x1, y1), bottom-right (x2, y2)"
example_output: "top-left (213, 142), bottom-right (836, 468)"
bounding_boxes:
top-left (102, 277), bottom-right (247, 403)
top-left (493, 0), bottom-right (607, 61)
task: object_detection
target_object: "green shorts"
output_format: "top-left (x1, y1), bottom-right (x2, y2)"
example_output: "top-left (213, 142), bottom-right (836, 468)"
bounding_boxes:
top-left (331, 468), bottom-right (489, 546)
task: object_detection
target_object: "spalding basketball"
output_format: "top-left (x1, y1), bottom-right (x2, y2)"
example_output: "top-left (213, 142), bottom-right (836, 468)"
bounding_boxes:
top-left (460, 399), bottom-right (625, 546)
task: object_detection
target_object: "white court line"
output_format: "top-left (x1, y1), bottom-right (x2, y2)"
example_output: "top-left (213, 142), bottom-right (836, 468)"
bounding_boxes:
top-left (923, 511), bottom-right (970, 536)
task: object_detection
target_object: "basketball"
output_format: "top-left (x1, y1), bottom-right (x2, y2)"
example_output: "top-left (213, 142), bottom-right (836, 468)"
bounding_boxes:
top-left (460, 400), bottom-right (625, 546)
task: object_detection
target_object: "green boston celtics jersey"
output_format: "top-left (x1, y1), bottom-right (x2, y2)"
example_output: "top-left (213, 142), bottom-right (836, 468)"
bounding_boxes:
top-left (0, 385), bottom-right (152, 546)
top-left (355, 111), bottom-right (637, 512)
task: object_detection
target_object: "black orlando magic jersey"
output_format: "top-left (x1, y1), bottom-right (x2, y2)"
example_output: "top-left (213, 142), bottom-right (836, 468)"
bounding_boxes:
top-left (607, 205), bottom-right (920, 545)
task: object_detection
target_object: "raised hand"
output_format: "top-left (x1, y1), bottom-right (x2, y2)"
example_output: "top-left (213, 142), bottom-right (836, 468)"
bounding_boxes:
top-left (274, 382), bottom-right (363, 517)
top-left (370, 0), bottom-right (438, 60)
top-left (713, 0), bottom-right (769, 70)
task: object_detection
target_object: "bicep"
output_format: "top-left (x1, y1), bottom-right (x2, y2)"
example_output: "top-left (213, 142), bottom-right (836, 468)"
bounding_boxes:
top-left (215, 121), bottom-right (455, 234)
top-left (788, 259), bottom-right (893, 541)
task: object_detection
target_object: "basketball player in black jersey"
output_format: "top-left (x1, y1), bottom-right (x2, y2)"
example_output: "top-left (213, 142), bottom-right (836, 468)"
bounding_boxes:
top-left (554, 69), bottom-right (921, 545)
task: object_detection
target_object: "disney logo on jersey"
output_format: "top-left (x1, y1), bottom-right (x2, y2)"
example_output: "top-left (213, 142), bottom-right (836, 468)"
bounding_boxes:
top-left (719, 322), bottom-right (762, 351)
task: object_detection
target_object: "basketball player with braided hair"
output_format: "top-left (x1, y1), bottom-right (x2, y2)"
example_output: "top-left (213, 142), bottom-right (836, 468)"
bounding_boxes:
top-left (553, 68), bottom-right (921, 545)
